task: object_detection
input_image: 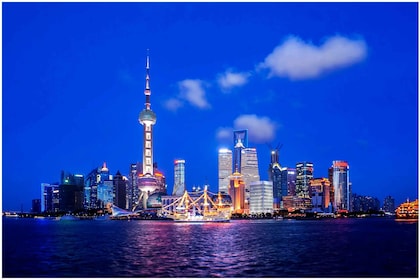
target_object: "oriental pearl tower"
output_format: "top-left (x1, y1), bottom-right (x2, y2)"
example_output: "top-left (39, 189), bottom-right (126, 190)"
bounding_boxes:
top-left (137, 51), bottom-right (159, 209)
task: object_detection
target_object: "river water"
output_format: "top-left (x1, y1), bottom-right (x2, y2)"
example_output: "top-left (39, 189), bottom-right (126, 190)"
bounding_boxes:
top-left (2, 217), bottom-right (417, 277)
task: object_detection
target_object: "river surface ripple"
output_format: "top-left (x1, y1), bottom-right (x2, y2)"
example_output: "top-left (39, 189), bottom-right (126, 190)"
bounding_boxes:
top-left (2, 217), bottom-right (418, 277)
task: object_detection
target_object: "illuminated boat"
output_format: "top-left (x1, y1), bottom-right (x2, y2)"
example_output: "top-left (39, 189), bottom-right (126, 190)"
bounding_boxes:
top-left (162, 187), bottom-right (231, 223)
top-left (172, 209), bottom-right (230, 223)
top-left (3, 212), bottom-right (19, 218)
top-left (395, 199), bottom-right (418, 219)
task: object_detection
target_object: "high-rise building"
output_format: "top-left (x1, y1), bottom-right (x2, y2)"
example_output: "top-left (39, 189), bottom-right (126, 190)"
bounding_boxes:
top-left (296, 162), bottom-right (313, 209)
top-left (96, 162), bottom-right (114, 210)
top-left (233, 130), bottom-right (248, 173)
top-left (309, 178), bottom-right (331, 211)
top-left (268, 148), bottom-right (282, 210)
top-left (84, 168), bottom-right (99, 210)
top-left (153, 164), bottom-right (167, 194)
top-left (383, 195), bottom-right (395, 213)
top-left (327, 166), bottom-right (335, 208)
top-left (249, 181), bottom-right (273, 215)
top-left (282, 167), bottom-right (296, 197)
top-left (228, 171), bottom-right (246, 214)
top-left (331, 160), bottom-right (351, 211)
top-left (270, 164), bottom-right (282, 210)
top-left (137, 53), bottom-right (161, 209)
top-left (241, 147), bottom-right (260, 209)
top-left (41, 183), bottom-right (60, 213)
top-left (127, 163), bottom-right (140, 210)
top-left (296, 162), bottom-right (313, 198)
top-left (218, 148), bottom-right (232, 194)
top-left (113, 170), bottom-right (127, 209)
top-left (59, 171), bottom-right (85, 212)
top-left (173, 159), bottom-right (186, 196)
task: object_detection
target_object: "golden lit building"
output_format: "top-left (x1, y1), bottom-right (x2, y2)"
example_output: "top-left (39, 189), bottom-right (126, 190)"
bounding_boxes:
top-left (309, 178), bottom-right (331, 210)
top-left (228, 171), bottom-right (246, 214)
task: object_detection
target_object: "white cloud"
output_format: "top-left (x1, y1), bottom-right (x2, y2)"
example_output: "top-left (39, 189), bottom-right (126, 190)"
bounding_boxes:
top-left (259, 35), bottom-right (367, 80)
top-left (178, 79), bottom-right (210, 109)
top-left (217, 70), bottom-right (250, 91)
top-left (163, 98), bottom-right (183, 112)
top-left (216, 127), bottom-right (233, 141)
top-left (233, 114), bottom-right (277, 143)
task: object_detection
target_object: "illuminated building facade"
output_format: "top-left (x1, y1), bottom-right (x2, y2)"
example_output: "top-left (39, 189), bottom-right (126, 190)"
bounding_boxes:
top-left (282, 167), bottom-right (296, 197)
top-left (97, 162), bottom-right (114, 210)
top-left (41, 183), bottom-right (60, 213)
top-left (296, 162), bottom-right (313, 209)
top-left (127, 163), bottom-right (140, 210)
top-left (270, 164), bottom-right (282, 210)
top-left (268, 148), bottom-right (282, 210)
top-left (296, 162), bottom-right (313, 197)
top-left (218, 148), bottom-right (232, 194)
top-left (331, 160), bottom-right (351, 211)
top-left (282, 195), bottom-right (295, 210)
top-left (173, 159), bottom-right (186, 196)
top-left (233, 130), bottom-right (248, 173)
top-left (309, 178), bottom-right (331, 211)
top-left (84, 168), bottom-right (99, 209)
top-left (137, 53), bottom-right (161, 209)
top-left (153, 164), bottom-right (167, 194)
top-left (249, 181), bottom-right (273, 215)
top-left (228, 171), bottom-right (246, 214)
top-left (241, 147), bottom-right (260, 209)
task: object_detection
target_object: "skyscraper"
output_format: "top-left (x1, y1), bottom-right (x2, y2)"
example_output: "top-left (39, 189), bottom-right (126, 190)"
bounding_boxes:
top-left (59, 171), bottom-right (85, 212)
top-left (218, 148), bottom-right (232, 194)
top-left (113, 170), bottom-right (127, 209)
top-left (268, 148), bottom-right (282, 210)
top-left (127, 163), bottom-right (140, 210)
top-left (296, 162), bottom-right (313, 209)
top-left (137, 52), bottom-right (160, 209)
top-left (41, 183), bottom-right (60, 213)
top-left (283, 167), bottom-right (296, 197)
top-left (309, 178), bottom-right (331, 211)
top-left (153, 164), bottom-right (167, 194)
top-left (97, 162), bottom-right (114, 210)
top-left (233, 130), bottom-right (248, 173)
top-left (249, 181), bottom-right (273, 215)
top-left (228, 171), bottom-right (246, 214)
top-left (241, 147), bottom-right (260, 209)
top-left (331, 160), bottom-right (351, 211)
top-left (173, 159), bottom-right (186, 196)
top-left (84, 168), bottom-right (99, 210)
top-left (296, 162), bottom-right (313, 198)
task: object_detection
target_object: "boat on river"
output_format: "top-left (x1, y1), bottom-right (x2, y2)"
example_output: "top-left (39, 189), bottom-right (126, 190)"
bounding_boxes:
top-left (395, 199), bottom-right (418, 220)
top-left (171, 207), bottom-right (230, 223)
top-left (162, 187), bottom-right (232, 223)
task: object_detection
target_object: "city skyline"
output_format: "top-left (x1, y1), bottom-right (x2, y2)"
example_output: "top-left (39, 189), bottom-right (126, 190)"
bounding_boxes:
top-left (3, 2), bottom-right (418, 211)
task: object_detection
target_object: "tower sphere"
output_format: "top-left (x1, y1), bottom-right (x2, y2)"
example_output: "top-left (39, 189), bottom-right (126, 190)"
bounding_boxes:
top-left (139, 109), bottom-right (157, 125)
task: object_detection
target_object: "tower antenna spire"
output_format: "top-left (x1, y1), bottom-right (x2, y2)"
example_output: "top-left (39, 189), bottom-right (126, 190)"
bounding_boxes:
top-left (144, 49), bottom-right (151, 109)
top-left (146, 48), bottom-right (150, 70)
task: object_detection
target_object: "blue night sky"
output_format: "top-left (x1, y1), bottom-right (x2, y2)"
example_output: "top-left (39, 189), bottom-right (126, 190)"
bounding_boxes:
top-left (2, 2), bottom-right (418, 211)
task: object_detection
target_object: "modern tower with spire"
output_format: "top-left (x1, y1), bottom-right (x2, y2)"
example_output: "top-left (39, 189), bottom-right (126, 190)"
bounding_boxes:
top-left (137, 51), bottom-right (160, 209)
top-left (139, 52), bottom-right (156, 176)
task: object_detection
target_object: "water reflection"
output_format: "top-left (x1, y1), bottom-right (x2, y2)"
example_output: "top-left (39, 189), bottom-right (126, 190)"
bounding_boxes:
top-left (2, 218), bottom-right (418, 277)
